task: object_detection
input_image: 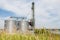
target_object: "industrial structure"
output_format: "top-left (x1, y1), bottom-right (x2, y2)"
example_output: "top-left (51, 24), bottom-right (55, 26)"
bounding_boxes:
top-left (4, 17), bottom-right (29, 33)
top-left (4, 2), bottom-right (35, 34)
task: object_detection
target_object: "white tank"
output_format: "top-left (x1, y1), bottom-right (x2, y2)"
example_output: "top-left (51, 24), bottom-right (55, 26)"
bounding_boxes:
top-left (5, 20), bottom-right (17, 33)
top-left (4, 20), bottom-right (10, 31)
top-left (21, 20), bottom-right (29, 33)
top-left (9, 20), bottom-right (15, 33)
top-left (4, 17), bottom-right (29, 33)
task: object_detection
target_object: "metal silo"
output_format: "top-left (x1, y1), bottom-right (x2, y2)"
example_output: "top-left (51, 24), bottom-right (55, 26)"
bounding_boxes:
top-left (8, 20), bottom-right (16, 33)
top-left (4, 20), bottom-right (9, 31)
top-left (4, 17), bottom-right (17, 33)
top-left (21, 19), bottom-right (29, 33)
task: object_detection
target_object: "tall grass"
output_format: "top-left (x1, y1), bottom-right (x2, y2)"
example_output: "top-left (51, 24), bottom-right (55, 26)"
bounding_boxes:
top-left (0, 29), bottom-right (60, 40)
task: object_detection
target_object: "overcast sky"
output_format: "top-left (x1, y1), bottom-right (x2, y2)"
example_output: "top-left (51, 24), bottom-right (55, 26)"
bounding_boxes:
top-left (0, 0), bottom-right (60, 29)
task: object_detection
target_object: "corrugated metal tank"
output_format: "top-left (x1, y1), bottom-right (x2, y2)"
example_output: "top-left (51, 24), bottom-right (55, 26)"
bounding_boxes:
top-left (21, 20), bottom-right (29, 33)
top-left (4, 20), bottom-right (9, 30)
top-left (4, 17), bottom-right (29, 33)
top-left (9, 20), bottom-right (16, 33)
top-left (5, 20), bottom-right (17, 33)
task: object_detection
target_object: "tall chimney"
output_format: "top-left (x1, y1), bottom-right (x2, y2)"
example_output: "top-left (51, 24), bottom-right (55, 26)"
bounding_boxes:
top-left (28, 2), bottom-right (35, 31)
top-left (29, 2), bottom-right (35, 30)
top-left (32, 2), bottom-right (35, 27)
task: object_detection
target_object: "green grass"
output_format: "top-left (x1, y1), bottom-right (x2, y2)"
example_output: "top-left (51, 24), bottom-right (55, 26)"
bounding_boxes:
top-left (0, 29), bottom-right (60, 40)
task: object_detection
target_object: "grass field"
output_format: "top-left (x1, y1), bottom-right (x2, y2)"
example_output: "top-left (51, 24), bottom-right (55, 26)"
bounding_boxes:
top-left (0, 29), bottom-right (60, 40)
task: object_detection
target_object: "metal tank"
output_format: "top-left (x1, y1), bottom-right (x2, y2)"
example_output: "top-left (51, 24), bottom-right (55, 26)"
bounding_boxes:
top-left (4, 20), bottom-right (9, 30)
top-left (9, 20), bottom-right (16, 33)
top-left (20, 19), bottom-right (29, 33)
top-left (4, 19), bottom-right (17, 33)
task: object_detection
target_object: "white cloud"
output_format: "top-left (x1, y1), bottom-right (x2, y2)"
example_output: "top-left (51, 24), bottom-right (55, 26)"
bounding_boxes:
top-left (0, 0), bottom-right (32, 17)
top-left (35, 0), bottom-right (60, 29)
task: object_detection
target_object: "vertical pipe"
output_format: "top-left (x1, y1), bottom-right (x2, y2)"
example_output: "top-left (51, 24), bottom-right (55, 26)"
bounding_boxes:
top-left (31, 2), bottom-right (35, 28)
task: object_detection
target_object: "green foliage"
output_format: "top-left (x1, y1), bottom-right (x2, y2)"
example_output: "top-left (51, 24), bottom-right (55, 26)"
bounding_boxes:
top-left (0, 29), bottom-right (60, 40)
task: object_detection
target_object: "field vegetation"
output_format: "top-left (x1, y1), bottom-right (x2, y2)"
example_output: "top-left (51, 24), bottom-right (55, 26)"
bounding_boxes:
top-left (0, 29), bottom-right (60, 40)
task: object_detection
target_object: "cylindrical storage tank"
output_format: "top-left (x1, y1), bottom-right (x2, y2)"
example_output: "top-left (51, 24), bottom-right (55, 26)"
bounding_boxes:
top-left (4, 20), bottom-right (10, 32)
top-left (5, 20), bottom-right (9, 29)
top-left (21, 20), bottom-right (29, 33)
top-left (5, 20), bottom-right (17, 34)
top-left (9, 20), bottom-right (14, 33)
